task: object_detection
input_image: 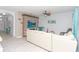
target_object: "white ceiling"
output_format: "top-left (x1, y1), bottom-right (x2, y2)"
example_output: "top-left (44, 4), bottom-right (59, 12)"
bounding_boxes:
top-left (0, 6), bottom-right (75, 16)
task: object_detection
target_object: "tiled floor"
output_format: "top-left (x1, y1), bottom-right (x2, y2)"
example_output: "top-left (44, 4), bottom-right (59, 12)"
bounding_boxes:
top-left (0, 32), bottom-right (47, 52)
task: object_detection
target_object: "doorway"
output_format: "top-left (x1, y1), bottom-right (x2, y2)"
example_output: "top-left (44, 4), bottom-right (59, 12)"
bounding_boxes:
top-left (0, 12), bottom-right (13, 36)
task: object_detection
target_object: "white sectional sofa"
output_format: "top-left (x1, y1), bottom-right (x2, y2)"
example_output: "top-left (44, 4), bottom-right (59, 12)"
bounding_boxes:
top-left (27, 29), bottom-right (77, 52)
top-left (0, 36), bottom-right (3, 52)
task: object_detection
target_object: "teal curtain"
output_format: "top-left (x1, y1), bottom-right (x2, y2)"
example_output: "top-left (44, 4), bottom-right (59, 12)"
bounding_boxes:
top-left (73, 8), bottom-right (79, 38)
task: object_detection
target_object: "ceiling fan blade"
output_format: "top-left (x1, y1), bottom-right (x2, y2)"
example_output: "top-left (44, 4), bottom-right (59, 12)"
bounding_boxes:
top-left (43, 10), bottom-right (51, 16)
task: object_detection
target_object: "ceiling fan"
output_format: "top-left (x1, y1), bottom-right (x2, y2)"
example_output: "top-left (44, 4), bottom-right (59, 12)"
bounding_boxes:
top-left (43, 10), bottom-right (51, 16)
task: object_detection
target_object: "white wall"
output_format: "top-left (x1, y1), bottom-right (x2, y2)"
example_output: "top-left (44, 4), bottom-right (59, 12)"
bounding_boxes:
top-left (14, 12), bottom-right (23, 38)
top-left (39, 11), bottom-right (73, 34)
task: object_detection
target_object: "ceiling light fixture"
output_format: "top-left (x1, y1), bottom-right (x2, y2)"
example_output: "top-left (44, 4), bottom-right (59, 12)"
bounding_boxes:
top-left (2, 13), bottom-right (6, 15)
top-left (43, 10), bottom-right (51, 16)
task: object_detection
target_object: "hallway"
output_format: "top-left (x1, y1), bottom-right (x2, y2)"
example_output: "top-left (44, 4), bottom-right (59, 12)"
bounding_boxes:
top-left (0, 32), bottom-right (47, 52)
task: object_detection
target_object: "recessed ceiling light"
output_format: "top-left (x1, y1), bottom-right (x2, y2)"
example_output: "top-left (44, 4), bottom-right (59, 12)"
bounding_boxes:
top-left (2, 13), bottom-right (6, 15)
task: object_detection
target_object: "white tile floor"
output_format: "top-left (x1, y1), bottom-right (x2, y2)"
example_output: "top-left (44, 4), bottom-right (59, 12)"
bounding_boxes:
top-left (0, 32), bottom-right (47, 52)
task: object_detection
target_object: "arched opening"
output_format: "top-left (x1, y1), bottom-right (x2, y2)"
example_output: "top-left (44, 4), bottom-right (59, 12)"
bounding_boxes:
top-left (0, 12), bottom-right (14, 36)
